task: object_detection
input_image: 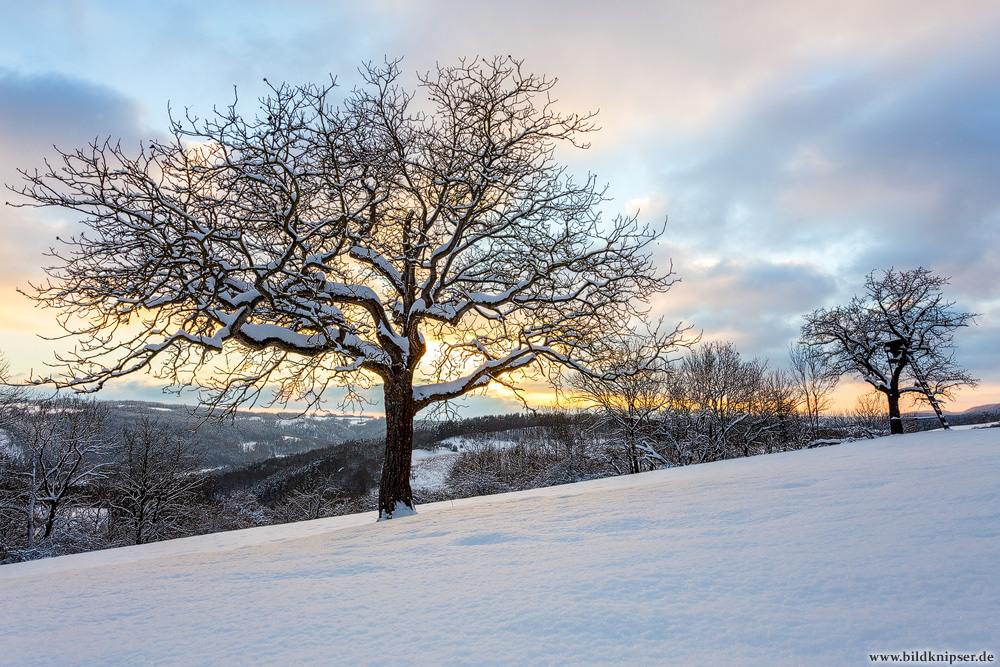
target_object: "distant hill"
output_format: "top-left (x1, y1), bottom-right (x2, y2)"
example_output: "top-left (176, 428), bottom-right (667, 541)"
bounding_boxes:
top-left (959, 403), bottom-right (1000, 415)
top-left (903, 403), bottom-right (999, 423)
top-left (198, 410), bottom-right (581, 502)
top-left (95, 400), bottom-right (385, 468)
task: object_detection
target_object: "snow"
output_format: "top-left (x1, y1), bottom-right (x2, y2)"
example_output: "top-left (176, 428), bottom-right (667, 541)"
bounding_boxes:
top-left (436, 435), bottom-right (519, 453)
top-left (238, 322), bottom-right (325, 349)
top-left (189, 466), bottom-right (227, 476)
top-left (0, 429), bottom-right (18, 459)
top-left (378, 500), bottom-right (418, 521)
top-left (412, 352), bottom-right (536, 403)
top-left (411, 448), bottom-right (458, 491)
top-left (1, 429), bottom-right (998, 664)
top-left (412, 376), bottom-right (475, 402)
top-left (409, 438), bottom-right (518, 492)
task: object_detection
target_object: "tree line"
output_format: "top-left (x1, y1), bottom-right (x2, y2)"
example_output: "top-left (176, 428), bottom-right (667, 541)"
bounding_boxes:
top-left (0, 395), bottom-right (200, 562)
top-left (1, 333), bottom-right (988, 565)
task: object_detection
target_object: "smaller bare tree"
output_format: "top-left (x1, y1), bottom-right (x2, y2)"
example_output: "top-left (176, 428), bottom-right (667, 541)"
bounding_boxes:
top-left (8, 399), bottom-right (112, 550)
top-left (568, 325), bottom-right (690, 474)
top-left (0, 353), bottom-right (27, 560)
top-left (850, 391), bottom-right (890, 438)
top-left (754, 369), bottom-right (802, 453)
top-left (803, 267), bottom-right (977, 434)
top-left (788, 342), bottom-right (838, 441)
top-left (677, 341), bottom-right (772, 460)
top-left (107, 418), bottom-right (202, 545)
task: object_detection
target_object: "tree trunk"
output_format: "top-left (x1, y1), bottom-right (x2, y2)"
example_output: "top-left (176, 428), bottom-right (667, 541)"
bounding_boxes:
top-left (886, 390), bottom-right (904, 435)
top-left (26, 463), bottom-right (36, 548)
top-left (135, 497), bottom-right (146, 545)
top-left (378, 379), bottom-right (416, 519)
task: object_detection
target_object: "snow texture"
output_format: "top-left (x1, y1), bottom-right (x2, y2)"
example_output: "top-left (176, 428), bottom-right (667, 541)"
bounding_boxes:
top-left (436, 435), bottom-right (519, 453)
top-left (410, 449), bottom-right (458, 492)
top-left (0, 429), bottom-right (17, 459)
top-left (378, 500), bottom-right (418, 521)
top-left (1, 429), bottom-right (998, 664)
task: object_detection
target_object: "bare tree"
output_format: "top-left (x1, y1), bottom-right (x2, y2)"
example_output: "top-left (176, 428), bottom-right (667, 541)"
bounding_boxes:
top-left (851, 391), bottom-right (890, 437)
top-left (271, 480), bottom-right (346, 524)
top-left (445, 440), bottom-right (564, 496)
top-left (756, 369), bottom-right (802, 452)
top-left (0, 353), bottom-right (27, 560)
top-left (212, 490), bottom-right (272, 531)
top-left (107, 418), bottom-right (202, 545)
top-left (681, 341), bottom-right (760, 459)
top-left (675, 341), bottom-right (798, 460)
top-left (10, 58), bottom-right (674, 518)
top-left (802, 268), bottom-right (977, 434)
top-left (788, 342), bottom-right (838, 441)
top-left (569, 326), bottom-right (689, 473)
top-left (8, 399), bottom-right (112, 548)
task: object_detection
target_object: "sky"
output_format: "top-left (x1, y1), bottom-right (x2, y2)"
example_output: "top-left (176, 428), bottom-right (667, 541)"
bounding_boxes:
top-left (1, 0), bottom-right (999, 415)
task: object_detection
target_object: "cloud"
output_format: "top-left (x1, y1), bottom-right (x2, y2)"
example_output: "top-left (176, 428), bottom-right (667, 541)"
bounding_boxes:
top-left (622, 25), bottom-right (1000, 401)
top-left (651, 255), bottom-right (838, 359)
top-left (653, 48), bottom-right (1000, 256)
top-left (0, 70), bottom-right (146, 157)
top-left (0, 72), bottom-right (151, 377)
top-left (0, 71), bottom-right (149, 279)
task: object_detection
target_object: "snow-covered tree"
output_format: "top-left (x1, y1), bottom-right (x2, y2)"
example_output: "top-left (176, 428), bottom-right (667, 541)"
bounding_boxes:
top-left (787, 342), bottom-right (838, 441)
top-left (802, 267), bottom-right (977, 434)
top-left (569, 326), bottom-right (688, 474)
top-left (676, 341), bottom-right (797, 460)
top-left (11, 58), bottom-right (674, 518)
top-left (107, 418), bottom-right (202, 545)
top-left (0, 353), bottom-right (29, 559)
top-left (9, 399), bottom-right (112, 547)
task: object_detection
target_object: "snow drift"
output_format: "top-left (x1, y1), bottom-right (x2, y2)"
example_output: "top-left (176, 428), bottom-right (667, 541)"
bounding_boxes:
top-left (1, 428), bottom-right (997, 664)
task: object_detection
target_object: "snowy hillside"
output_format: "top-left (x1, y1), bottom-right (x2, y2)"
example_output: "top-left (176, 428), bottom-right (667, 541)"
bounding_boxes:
top-left (1, 429), bottom-right (998, 664)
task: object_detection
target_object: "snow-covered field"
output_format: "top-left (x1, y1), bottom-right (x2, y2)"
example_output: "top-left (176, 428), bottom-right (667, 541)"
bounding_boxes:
top-left (409, 435), bottom-right (521, 491)
top-left (410, 447), bottom-right (458, 491)
top-left (1, 429), bottom-right (997, 664)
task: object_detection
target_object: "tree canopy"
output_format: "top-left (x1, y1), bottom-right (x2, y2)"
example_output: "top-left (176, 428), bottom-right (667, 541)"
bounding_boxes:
top-left (802, 267), bottom-right (976, 433)
top-left (11, 58), bottom-right (676, 517)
